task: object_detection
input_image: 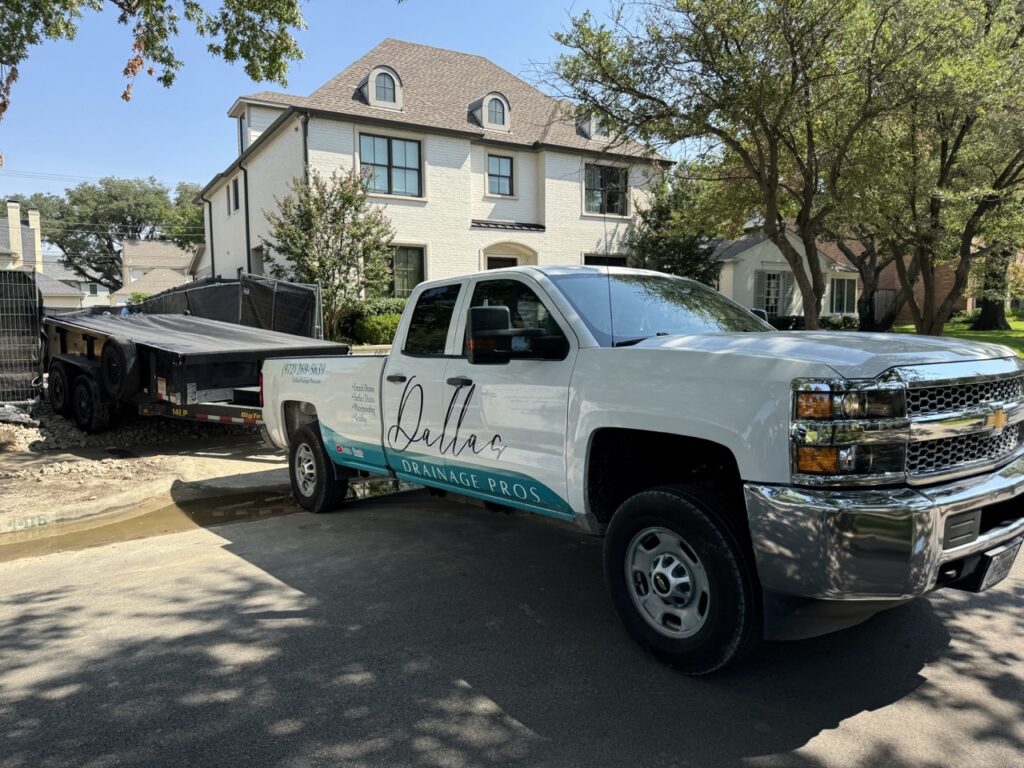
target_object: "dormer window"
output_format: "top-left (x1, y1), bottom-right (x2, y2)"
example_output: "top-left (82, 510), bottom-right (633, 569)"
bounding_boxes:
top-left (375, 72), bottom-right (396, 103)
top-left (473, 92), bottom-right (510, 132)
top-left (577, 114), bottom-right (608, 141)
top-left (488, 98), bottom-right (505, 126)
top-left (361, 66), bottom-right (403, 110)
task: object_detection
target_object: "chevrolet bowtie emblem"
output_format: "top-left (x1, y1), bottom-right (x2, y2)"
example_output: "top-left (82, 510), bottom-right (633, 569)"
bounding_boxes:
top-left (986, 408), bottom-right (1009, 433)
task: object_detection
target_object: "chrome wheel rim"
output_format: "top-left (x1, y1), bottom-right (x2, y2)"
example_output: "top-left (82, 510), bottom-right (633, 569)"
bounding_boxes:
top-left (294, 443), bottom-right (317, 497)
top-left (625, 526), bottom-right (711, 639)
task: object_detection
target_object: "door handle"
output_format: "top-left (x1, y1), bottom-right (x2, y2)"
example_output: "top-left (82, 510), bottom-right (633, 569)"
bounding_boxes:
top-left (386, 374), bottom-right (407, 383)
top-left (446, 376), bottom-right (473, 387)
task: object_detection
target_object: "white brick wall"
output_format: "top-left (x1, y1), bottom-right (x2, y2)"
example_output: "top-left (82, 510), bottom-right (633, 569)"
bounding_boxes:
top-left (204, 115), bottom-right (654, 283)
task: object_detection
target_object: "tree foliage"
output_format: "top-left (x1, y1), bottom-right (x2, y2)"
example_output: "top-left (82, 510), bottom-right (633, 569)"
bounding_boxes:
top-left (625, 171), bottom-right (721, 286)
top-left (14, 176), bottom-right (201, 289)
top-left (0, 0), bottom-right (305, 165)
top-left (552, 0), bottom-right (946, 329)
top-left (261, 170), bottom-right (396, 338)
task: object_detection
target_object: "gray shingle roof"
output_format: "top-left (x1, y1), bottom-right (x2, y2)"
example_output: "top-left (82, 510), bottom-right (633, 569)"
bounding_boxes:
top-left (241, 39), bottom-right (655, 159)
top-left (121, 240), bottom-right (193, 270)
top-left (14, 268), bottom-right (83, 296)
top-left (0, 222), bottom-right (38, 267)
top-left (471, 220), bottom-right (545, 232)
top-left (112, 267), bottom-right (189, 297)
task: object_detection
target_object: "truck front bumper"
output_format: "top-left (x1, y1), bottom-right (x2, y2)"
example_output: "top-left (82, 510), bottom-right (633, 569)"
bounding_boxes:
top-left (744, 455), bottom-right (1024, 603)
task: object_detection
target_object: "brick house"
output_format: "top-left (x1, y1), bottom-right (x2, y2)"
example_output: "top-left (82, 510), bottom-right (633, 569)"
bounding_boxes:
top-left (197, 39), bottom-right (659, 294)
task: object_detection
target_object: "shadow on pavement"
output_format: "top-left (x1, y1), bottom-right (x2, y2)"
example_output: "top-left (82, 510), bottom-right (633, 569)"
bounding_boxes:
top-left (1, 491), bottom-right (1020, 768)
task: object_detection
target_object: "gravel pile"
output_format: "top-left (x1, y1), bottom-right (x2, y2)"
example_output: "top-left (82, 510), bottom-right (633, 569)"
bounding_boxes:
top-left (0, 456), bottom-right (164, 482)
top-left (0, 401), bottom-right (256, 454)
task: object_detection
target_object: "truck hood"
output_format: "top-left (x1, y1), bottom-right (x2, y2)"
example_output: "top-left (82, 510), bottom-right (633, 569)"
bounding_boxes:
top-left (635, 331), bottom-right (1018, 379)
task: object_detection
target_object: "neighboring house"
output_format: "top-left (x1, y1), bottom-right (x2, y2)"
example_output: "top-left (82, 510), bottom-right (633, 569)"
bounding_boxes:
top-left (1, 200), bottom-right (84, 313)
top-left (198, 38), bottom-right (659, 294)
top-left (43, 258), bottom-right (111, 308)
top-left (713, 230), bottom-right (860, 319)
top-left (121, 239), bottom-right (194, 286)
top-left (109, 267), bottom-right (190, 306)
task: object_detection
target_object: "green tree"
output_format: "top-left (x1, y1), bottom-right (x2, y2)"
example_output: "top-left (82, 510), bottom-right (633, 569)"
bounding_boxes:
top-left (261, 170), bottom-right (396, 337)
top-left (163, 182), bottom-right (205, 252)
top-left (552, 0), bottom-right (951, 329)
top-left (20, 176), bottom-right (177, 289)
top-left (0, 0), bottom-right (305, 165)
top-left (625, 172), bottom-right (721, 286)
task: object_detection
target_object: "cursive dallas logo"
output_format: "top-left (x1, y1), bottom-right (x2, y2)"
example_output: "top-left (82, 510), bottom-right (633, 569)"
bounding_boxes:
top-left (386, 376), bottom-right (506, 459)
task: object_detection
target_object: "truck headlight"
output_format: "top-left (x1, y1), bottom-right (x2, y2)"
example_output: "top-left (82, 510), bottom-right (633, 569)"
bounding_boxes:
top-left (791, 378), bottom-right (909, 485)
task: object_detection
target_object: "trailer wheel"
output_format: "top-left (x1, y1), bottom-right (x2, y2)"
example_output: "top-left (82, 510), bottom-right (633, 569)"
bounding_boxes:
top-left (100, 336), bottom-right (139, 400)
top-left (47, 361), bottom-right (74, 416)
top-left (72, 375), bottom-right (111, 433)
top-left (289, 424), bottom-right (349, 514)
top-left (603, 486), bottom-right (761, 674)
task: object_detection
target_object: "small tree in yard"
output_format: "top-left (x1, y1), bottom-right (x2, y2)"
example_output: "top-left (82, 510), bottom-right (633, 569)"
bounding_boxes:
top-left (262, 170), bottom-right (395, 337)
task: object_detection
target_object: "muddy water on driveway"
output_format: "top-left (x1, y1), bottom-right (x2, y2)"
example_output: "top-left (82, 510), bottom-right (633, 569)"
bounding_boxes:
top-left (0, 479), bottom-right (412, 562)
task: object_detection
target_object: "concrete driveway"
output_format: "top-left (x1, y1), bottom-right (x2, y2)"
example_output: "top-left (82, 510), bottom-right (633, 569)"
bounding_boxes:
top-left (1, 491), bottom-right (1021, 768)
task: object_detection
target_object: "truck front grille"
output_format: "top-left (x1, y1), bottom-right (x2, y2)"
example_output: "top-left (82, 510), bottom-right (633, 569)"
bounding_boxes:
top-left (907, 375), bottom-right (1023, 416)
top-left (907, 424), bottom-right (1024, 476)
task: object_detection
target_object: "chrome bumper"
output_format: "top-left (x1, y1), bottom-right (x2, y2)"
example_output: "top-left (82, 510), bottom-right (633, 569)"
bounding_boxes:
top-left (744, 456), bottom-right (1024, 600)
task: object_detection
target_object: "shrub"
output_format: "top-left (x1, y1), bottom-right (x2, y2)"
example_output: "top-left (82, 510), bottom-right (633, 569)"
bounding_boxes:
top-left (334, 297), bottom-right (407, 341)
top-left (769, 315), bottom-right (805, 330)
top-left (352, 313), bottom-right (401, 345)
top-left (949, 309), bottom-right (981, 324)
top-left (841, 315), bottom-right (860, 330)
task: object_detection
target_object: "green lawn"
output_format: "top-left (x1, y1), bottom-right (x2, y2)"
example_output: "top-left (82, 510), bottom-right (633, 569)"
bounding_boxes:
top-left (894, 319), bottom-right (1024, 356)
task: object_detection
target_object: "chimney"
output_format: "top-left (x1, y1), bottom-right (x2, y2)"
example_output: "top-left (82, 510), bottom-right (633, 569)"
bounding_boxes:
top-left (26, 208), bottom-right (42, 273)
top-left (5, 201), bottom-right (22, 269)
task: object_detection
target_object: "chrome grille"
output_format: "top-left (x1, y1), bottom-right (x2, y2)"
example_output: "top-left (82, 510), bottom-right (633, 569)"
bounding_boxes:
top-left (907, 424), bottom-right (1023, 475)
top-left (907, 375), bottom-right (1023, 416)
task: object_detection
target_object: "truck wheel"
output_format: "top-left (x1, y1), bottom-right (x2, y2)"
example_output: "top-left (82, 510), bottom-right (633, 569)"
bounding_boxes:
top-left (100, 336), bottom-right (139, 400)
top-left (48, 361), bottom-right (73, 416)
top-left (289, 424), bottom-right (349, 514)
top-left (71, 375), bottom-right (111, 433)
top-left (604, 486), bottom-right (761, 674)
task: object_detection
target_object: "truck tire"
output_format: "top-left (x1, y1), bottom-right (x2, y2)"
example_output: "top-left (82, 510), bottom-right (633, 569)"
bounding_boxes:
top-left (603, 485), bottom-right (761, 674)
top-left (71, 375), bottom-right (111, 433)
top-left (47, 361), bottom-right (74, 416)
top-left (289, 424), bottom-right (349, 514)
top-left (100, 336), bottom-right (139, 400)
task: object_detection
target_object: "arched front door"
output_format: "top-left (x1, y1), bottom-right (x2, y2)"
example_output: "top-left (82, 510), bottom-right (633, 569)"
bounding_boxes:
top-left (482, 241), bottom-right (538, 270)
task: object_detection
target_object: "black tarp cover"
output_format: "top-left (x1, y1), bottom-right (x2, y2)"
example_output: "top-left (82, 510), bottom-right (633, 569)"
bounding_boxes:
top-left (49, 314), bottom-right (345, 358)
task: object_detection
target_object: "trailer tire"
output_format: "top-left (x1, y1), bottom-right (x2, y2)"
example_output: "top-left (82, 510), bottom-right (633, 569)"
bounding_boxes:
top-left (48, 361), bottom-right (74, 416)
top-left (100, 336), bottom-right (139, 400)
top-left (72, 375), bottom-right (111, 433)
top-left (603, 485), bottom-right (761, 675)
top-left (289, 424), bottom-right (348, 514)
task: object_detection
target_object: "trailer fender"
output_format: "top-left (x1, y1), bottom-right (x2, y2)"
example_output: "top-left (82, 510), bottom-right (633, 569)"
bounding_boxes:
top-left (100, 336), bottom-right (140, 400)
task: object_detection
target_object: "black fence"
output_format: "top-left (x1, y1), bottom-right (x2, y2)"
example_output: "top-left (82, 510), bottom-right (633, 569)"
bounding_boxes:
top-left (138, 274), bottom-right (323, 338)
top-left (0, 271), bottom-right (42, 404)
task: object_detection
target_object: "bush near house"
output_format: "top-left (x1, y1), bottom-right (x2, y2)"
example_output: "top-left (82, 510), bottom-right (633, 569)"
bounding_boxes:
top-left (335, 297), bottom-right (407, 343)
top-left (352, 313), bottom-right (402, 345)
top-left (769, 315), bottom-right (859, 331)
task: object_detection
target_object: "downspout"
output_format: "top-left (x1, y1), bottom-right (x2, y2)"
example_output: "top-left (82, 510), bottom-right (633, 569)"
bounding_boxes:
top-left (200, 194), bottom-right (216, 277)
top-left (301, 112), bottom-right (310, 180)
top-left (239, 159), bottom-right (252, 274)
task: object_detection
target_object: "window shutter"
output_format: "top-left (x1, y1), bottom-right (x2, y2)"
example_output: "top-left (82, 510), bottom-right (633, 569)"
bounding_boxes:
top-left (754, 270), bottom-right (766, 310)
top-left (781, 272), bottom-right (794, 314)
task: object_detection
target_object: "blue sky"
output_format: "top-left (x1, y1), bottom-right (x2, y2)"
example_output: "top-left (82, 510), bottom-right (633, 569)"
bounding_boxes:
top-left (0, 0), bottom-right (612, 199)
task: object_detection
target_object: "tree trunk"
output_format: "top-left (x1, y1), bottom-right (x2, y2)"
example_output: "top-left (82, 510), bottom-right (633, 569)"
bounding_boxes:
top-left (971, 250), bottom-right (1013, 331)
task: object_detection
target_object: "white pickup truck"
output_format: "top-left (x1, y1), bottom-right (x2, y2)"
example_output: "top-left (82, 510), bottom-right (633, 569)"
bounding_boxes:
top-left (261, 266), bottom-right (1024, 673)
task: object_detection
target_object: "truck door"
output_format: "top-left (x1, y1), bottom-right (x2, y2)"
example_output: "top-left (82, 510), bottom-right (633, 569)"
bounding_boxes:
top-left (442, 275), bottom-right (576, 520)
top-left (382, 281), bottom-right (465, 482)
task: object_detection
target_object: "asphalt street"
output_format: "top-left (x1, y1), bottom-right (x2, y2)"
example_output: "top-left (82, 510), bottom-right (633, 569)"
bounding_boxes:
top-left (1, 491), bottom-right (1022, 768)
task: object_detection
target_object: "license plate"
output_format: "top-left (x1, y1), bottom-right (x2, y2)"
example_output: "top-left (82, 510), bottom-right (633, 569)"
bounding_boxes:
top-left (979, 538), bottom-right (1022, 592)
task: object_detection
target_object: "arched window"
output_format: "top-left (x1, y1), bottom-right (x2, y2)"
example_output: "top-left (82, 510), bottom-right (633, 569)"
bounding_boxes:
top-left (488, 98), bottom-right (505, 125)
top-left (375, 72), bottom-right (396, 103)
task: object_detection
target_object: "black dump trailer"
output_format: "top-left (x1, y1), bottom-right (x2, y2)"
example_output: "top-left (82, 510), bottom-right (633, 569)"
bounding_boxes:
top-left (44, 313), bottom-right (348, 432)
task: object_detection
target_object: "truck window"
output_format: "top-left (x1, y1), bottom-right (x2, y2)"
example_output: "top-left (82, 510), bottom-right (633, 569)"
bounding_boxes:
top-left (463, 279), bottom-right (568, 358)
top-left (403, 283), bottom-right (462, 356)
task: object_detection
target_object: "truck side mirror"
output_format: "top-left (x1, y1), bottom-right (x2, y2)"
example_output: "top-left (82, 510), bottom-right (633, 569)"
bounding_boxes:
top-left (752, 308), bottom-right (769, 322)
top-left (466, 306), bottom-right (513, 365)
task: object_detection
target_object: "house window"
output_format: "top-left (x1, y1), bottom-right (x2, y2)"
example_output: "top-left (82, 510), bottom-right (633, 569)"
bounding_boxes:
top-left (831, 277), bottom-right (857, 314)
top-left (375, 72), bottom-right (396, 103)
top-left (88, 283), bottom-right (98, 295)
top-left (232, 177), bottom-right (240, 212)
top-left (584, 254), bottom-right (628, 267)
top-left (393, 246), bottom-right (425, 297)
top-left (754, 270), bottom-right (792, 318)
top-left (359, 134), bottom-right (421, 197)
top-left (487, 155), bottom-right (513, 196)
top-left (488, 98), bottom-right (505, 126)
top-left (584, 164), bottom-right (628, 215)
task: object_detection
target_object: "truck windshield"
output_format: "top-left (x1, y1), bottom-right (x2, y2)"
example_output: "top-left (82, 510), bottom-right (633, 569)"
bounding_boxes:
top-left (548, 272), bottom-right (771, 347)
